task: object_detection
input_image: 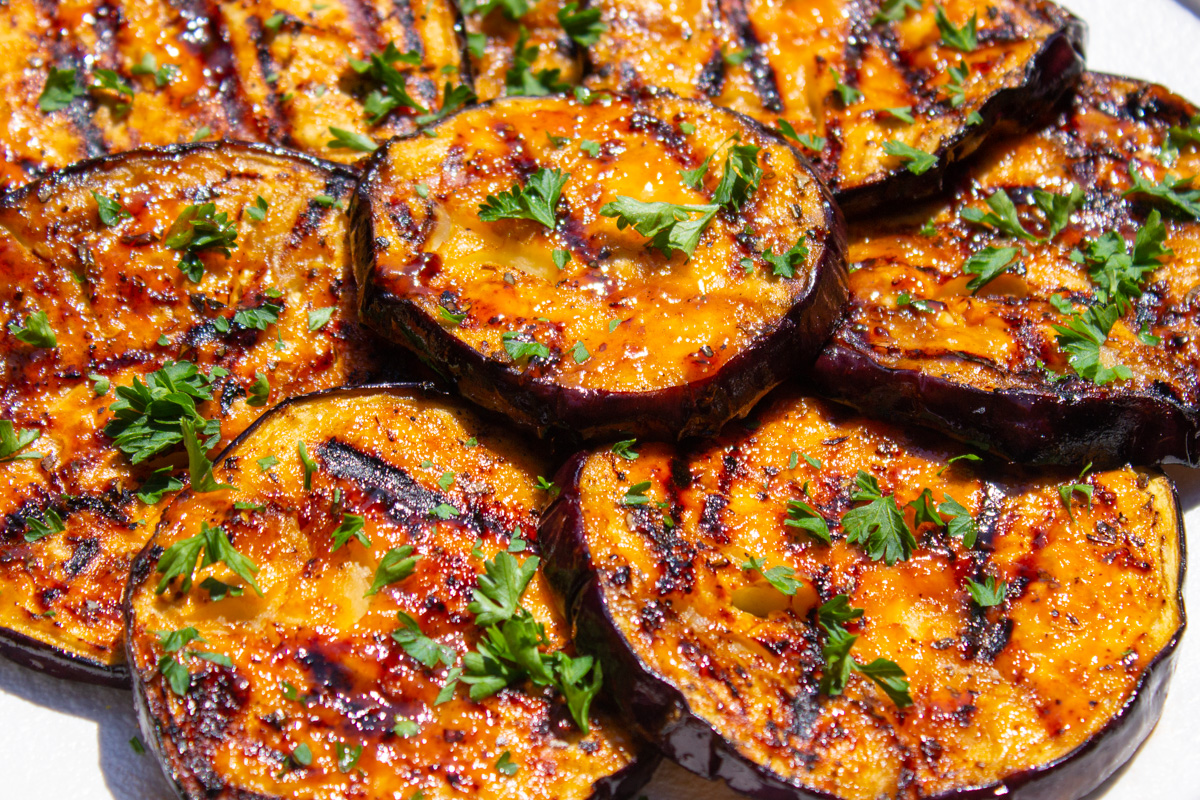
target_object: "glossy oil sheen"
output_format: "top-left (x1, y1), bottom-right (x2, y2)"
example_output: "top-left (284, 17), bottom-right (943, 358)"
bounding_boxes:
top-left (0, 144), bottom-right (389, 680)
top-left (582, 0), bottom-right (1085, 208)
top-left (125, 386), bottom-right (652, 800)
top-left (815, 72), bottom-right (1200, 466)
top-left (353, 94), bottom-right (846, 438)
top-left (544, 389), bottom-right (1184, 800)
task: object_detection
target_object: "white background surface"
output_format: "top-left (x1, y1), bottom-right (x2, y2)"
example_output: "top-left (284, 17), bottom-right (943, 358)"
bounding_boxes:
top-left (4, 1), bottom-right (1200, 798)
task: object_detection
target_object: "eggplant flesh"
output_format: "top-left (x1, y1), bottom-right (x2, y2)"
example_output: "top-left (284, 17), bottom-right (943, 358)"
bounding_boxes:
top-left (125, 385), bottom-right (657, 800)
top-left (814, 72), bottom-right (1200, 467)
top-left (352, 94), bottom-right (847, 440)
top-left (0, 0), bottom-right (468, 189)
top-left (542, 388), bottom-right (1185, 800)
top-left (0, 143), bottom-right (392, 684)
top-left (583, 0), bottom-right (1085, 212)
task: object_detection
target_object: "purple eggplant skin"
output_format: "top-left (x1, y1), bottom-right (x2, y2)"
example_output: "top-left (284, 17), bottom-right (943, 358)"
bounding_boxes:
top-left (811, 341), bottom-right (1200, 468)
top-left (540, 453), bottom-right (1187, 800)
top-left (349, 96), bottom-right (849, 442)
top-left (0, 628), bottom-right (129, 688)
top-left (836, 13), bottom-right (1087, 218)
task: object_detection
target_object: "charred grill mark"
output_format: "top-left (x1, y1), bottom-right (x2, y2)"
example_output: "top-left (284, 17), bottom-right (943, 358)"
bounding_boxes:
top-left (721, 0), bottom-right (781, 112)
top-left (186, 663), bottom-right (251, 741)
top-left (696, 49), bottom-right (725, 99)
top-left (199, 1), bottom-right (260, 140)
top-left (697, 493), bottom-right (729, 544)
top-left (64, 488), bottom-right (134, 525)
top-left (64, 537), bottom-right (102, 576)
top-left (250, 15), bottom-right (291, 146)
top-left (626, 109), bottom-right (689, 161)
top-left (340, 0), bottom-right (386, 56)
top-left (972, 482), bottom-right (1008, 551)
top-left (962, 613), bottom-right (1014, 663)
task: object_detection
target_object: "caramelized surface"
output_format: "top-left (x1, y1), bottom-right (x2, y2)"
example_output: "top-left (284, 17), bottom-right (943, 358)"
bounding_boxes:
top-left (126, 387), bottom-right (647, 799)
top-left (354, 94), bottom-right (845, 437)
top-left (815, 73), bottom-right (1200, 465)
top-left (558, 390), bottom-right (1183, 800)
top-left (463, 0), bottom-right (580, 101)
top-left (584, 0), bottom-right (1083, 202)
top-left (0, 144), bottom-right (388, 677)
top-left (0, 0), bottom-right (465, 188)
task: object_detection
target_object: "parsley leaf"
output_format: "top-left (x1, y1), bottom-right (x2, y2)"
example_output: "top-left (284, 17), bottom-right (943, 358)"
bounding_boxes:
top-left (571, 340), bottom-right (590, 363)
top-left (93, 191), bottom-right (131, 226)
top-left (39, 67), bottom-right (86, 111)
top-left (1059, 481), bottom-right (1094, 520)
top-left (505, 27), bottom-right (569, 96)
top-left (92, 68), bottom-right (134, 99)
top-left (232, 300), bottom-right (282, 331)
top-left (885, 106), bottom-right (915, 123)
top-left (960, 189), bottom-right (1036, 241)
top-left (478, 167), bottom-right (568, 228)
top-left (1162, 113), bottom-right (1200, 164)
top-left (872, 0), bottom-right (921, 24)
top-left (1125, 164), bottom-right (1200, 220)
top-left (966, 575), bottom-right (1006, 607)
top-left (557, 2), bottom-right (605, 46)
top-left (944, 60), bottom-right (968, 108)
top-left (1051, 303), bottom-right (1132, 385)
top-left (1033, 185), bottom-right (1083, 240)
top-left (131, 54), bottom-right (176, 87)
top-left (327, 126), bottom-right (378, 152)
top-left (712, 143), bottom-right (763, 212)
top-left (393, 718), bottom-right (420, 737)
top-left (336, 743), bottom-right (363, 774)
top-left (469, 551), bottom-right (540, 627)
top-left (8, 310), bottom-right (56, 348)
top-left (164, 203), bottom-right (238, 282)
top-left (841, 471), bottom-right (916, 565)
top-left (817, 595), bottom-right (911, 707)
top-left (495, 751), bottom-right (520, 776)
top-left (935, 5), bottom-right (977, 51)
top-left (438, 306), bottom-right (467, 326)
top-left (775, 119), bottom-right (824, 151)
top-left (883, 140), bottom-right (937, 175)
top-left (308, 306), bottom-right (335, 331)
top-left (741, 554), bottom-right (801, 595)
top-left (622, 480), bottom-right (652, 506)
top-left (349, 42), bottom-right (427, 125)
top-left (600, 197), bottom-right (718, 259)
top-left (181, 418), bottom-right (235, 494)
top-left (611, 439), bottom-right (639, 460)
top-left (784, 499), bottom-right (831, 544)
top-left (136, 468), bottom-right (183, 504)
top-left (393, 611), bottom-right (456, 667)
top-left (906, 488), bottom-right (941, 527)
top-left (23, 508), bottom-right (65, 543)
top-left (462, 0), bottom-right (529, 19)
top-left (105, 361), bottom-right (221, 464)
top-left (298, 441), bottom-right (318, 490)
top-left (330, 513), bottom-right (370, 551)
top-left (938, 494), bottom-right (978, 548)
top-left (963, 246), bottom-right (1019, 292)
top-left (502, 331), bottom-right (550, 362)
top-left (763, 237), bottom-right (809, 278)
top-left (414, 82), bottom-right (476, 126)
top-left (155, 521), bottom-right (262, 595)
top-left (854, 658), bottom-right (914, 707)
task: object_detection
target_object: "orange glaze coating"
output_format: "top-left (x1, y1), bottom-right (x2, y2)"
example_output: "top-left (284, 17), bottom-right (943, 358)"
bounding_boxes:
top-left (0, 143), bottom-right (392, 680)
top-left (552, 389), bottom-right (1183, 800)
top-left (353, 93), bottom-right (846, 438)
top-left (813, 72), bottom-right (1200, 465)
top-left (462, 0), bottom-right (582, 102)
top-left (582, 0), bottom-right (1084, 206)
top-left (0, 0), bottom-right (466, 190)
top-left (125, 386), bottom-right (651, 800)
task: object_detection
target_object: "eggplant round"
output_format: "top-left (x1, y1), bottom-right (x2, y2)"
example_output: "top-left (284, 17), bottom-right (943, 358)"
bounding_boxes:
top-left (0, 0), bottom-right (468, 189)
top-left (352, 93), bottom-right (847, 440)
top-left (541, 388), bottom-right (1185, 800)
top-left (813, 72), bottom-right (1200, 467)
top-left (125, 384), bottom-right (658, 800)
top-left (0, 142), bottom-right (394, 684)
top-left (580, 0), bottom-right (1085, 214)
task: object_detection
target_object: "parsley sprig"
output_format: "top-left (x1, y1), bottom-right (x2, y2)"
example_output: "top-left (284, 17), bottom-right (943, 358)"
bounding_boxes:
top-left (841, 471), bottom-right (916, 565)
top-left (0, 421), bottom-right (42, 463)
top-left (600, 197), bottom-right (718, 260)
top-left (818, 596), bottom-right (912, 707)
top-left (154, 521), bottom-right (262, 596)
top-left (350, 42), bottom-right (428, 125)
top-left (164, 202), bottom-right (238, 282)
top-left (505, 27), bottom-right (569, 96)
top-left (479, 168), bottom-right (569, 229)
top-left (105, 361), bottom-right (223, 464)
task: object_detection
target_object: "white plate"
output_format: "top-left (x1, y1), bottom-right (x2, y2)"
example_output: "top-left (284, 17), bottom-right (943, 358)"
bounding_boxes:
top-left (3, 1), bottom-right (1200, 797)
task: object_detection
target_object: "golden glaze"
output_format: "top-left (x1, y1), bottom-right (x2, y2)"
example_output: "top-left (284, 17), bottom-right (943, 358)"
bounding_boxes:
top-left (126, 387), bottom-right (644, 799)
top-left (0, 144), bottom-right (386, 674)
top-left (584, 0), bottom-right (1078, 194)
top-left (834, 74), bottom-right (1200, 407)
top-left (463, 0), bottom-right (581, 101)
top-left (357, 94), bottom-right (838, 393)
top-left (0, 0), bottom-right (465, 189)
top-left (568, 390), bottom-right (1182, 800)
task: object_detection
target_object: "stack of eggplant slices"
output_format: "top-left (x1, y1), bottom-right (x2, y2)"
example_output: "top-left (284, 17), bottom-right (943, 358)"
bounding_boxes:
top-left (3, 0), bottom-right (1196, 797)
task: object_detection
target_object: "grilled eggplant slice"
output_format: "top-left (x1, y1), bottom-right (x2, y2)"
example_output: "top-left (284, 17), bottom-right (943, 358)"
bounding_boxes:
top-left (542, 389), bottom-right (1185, 800)
top-left (352, 94), bottom-right (847, 440)
top-left (0, 0), bottom-right (467, 188)
top-left (0, 143), bottom-right (392, 683)
top-left (461, 0), bottom-right (582, 101)
top-left (814, 72), bottom-right (1200, 467)
top-left (214, 0), bottom-right (471, 162)
top-left (583, 0), bottom-right (1085, 212)
top-left (125, 384), bottom-right (657, 800)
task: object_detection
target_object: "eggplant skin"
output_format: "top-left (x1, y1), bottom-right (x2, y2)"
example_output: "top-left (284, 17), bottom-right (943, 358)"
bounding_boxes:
top-left (582, 0), bottom-right (1085, 215)
top-left (0, 142), bottom-right (397, 684)
top-left (541, 390), bottom-right (1185, 800)
top-left (813, 72), bottom-right (1200, 467)
top-left (125, 384), bottom-right (657, 800)
top-left (352, 93), bottom-right (847, 440)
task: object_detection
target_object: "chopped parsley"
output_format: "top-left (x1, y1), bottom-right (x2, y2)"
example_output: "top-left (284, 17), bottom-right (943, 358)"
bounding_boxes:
top-left (935, 5), bottom-right (977, 51)
top-left (963, 246), bottom-right (1019, 293)
top-left (741, 554), bottom-right (801, 595)
top-left (883, 140), bottom-right (937, 175)
top-left (763, 237), bottom-right (809, 278)
top-left (336, 743), bottom-right (363, 773)
top-left (438, 306), bottom-right (467, 326)
top-left (104, 361), bottom-right (222, 464)
top-left (885, 106), bottom-right (915, 124)
top-left (944, 60), bottom-right (968, 108)
top-left (93, 191), bottom-right (131, 226)
top-left (308, 306), bottom-right (335, 331)
top-left (872, 0), bottom-right (921, 24)
top-left (23, 508), bottom-right (65, 543)
top-left (1033, 185), bottom-right (1083, 240)
top-left (154, 521), bottom-right (262, 596)
top-left (164, 202), bottom-right (238, 282)
top-left (232, 300), bottom-right (282, 331)
top-left (505, 27), bottom-right (569, 96)
top-left (330, 513), bottom-right (369, 551)
top-left (841, 471), bottom-right (916, 565)
top-left (817, 595), bottom-right (911, 707)
top-left (552, 248), bottom-right (571, 269)
top-left (131, 54), bottom-right (177, 87)
top-left (8, 310), bottom-right (56, 348)
top-left (478, 167), bottom-right (568, 229)
top-left (502, 331), bottom-right (550, 362)
top-left (1051, 303), bottom-right (1132, 385)
top-left (960, 189), bottom-right (1036, 241)
top-left (327, 126), bottom-right (378, 152)
top-left (181, 418), bottom-right (235, 494)
top-left (298, 441), bottom-right (318, 490)
top-left (571, 340), bottom-right (590, 363)
top-left (832, 71), bottom-right (863, 106)
top-left (784, 499), bottom-right (831, 544)
top-left (775, 119), bottom-right (824, 152)
top-left (393, 611), bottom-right (456, 667)
top-left (966, 575), bottom-right (1006, 607)
top-left (1125, 164), bottom-right (1200, 220)
top-left (39, 67), bottom-right (86, 111)
top-left (495, 751), bottom-right (520, 775)
top-left (622, 480), bottom-right (652, 506)
top-left (557, 2), bottom-right (605, 46)
top-left (350, 42), bottom-right (428, 124)
top-left (600, 197), bottom-right (718, 259)
top-left (611, 439), bottom-right (639, 460)
top-left (1059, 479), bottom-right (1094, 520)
